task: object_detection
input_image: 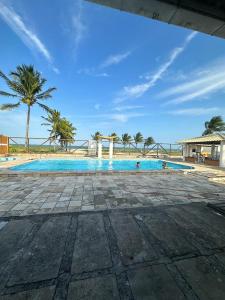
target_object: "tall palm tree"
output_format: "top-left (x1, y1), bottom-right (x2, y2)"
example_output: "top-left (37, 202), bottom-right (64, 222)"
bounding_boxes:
top-left (133, 132), bottom-right (143, 147)
top-left (92, 131), bottom-right (101, 141)
top-left (203, 116), bottom-right (225, 136)
top-left (121, 133), bottom-right (132, 150)
top-left (0, 65), bottom-right (56, 149)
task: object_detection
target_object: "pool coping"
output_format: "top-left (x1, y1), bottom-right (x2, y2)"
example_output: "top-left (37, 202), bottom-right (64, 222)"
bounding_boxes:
top-left (0, 168), bottom-right (186, 177)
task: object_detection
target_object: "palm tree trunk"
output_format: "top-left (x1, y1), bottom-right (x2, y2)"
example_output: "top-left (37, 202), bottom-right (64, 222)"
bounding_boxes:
top-left (25, 105), bottom-right (31, 151)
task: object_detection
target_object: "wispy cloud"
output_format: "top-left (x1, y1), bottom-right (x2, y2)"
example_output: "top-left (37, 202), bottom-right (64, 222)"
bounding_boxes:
top-left (114, 31), bottom-right (197, 103)
top-left (0, 2), bottom-right (58, 72)
top-left (159, 59), bottom-right (225, 105)
top-left (100, 51), bottom-right (131, 68)
top-left (72, 0), bottom-right (87, 54)
top-left (114, 105), bottom-right (144, 112)
top-left (77, 50), bottom-right (131, 77)
top-left (77, 68), bottom-right (109, 77)
top-left (78, 112), bottom-right (146, 123)
top-left (167, 107), bottom-right (221, 116)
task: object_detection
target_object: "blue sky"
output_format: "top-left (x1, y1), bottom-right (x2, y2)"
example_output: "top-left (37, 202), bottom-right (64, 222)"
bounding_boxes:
top-left (0, 0), bottom-right (225, 143)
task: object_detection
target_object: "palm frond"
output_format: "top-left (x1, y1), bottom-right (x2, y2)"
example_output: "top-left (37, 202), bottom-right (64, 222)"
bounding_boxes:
top-left (37, 102), bottom-right (52, 113)
top-left (36, 87), bottom-right (56, 100)
top-left (0, 90), bottom-right (17, 97)
top-left (0, 70), bottom-right (11, 82)
top-left (0, 102), bottom-right (20, 110)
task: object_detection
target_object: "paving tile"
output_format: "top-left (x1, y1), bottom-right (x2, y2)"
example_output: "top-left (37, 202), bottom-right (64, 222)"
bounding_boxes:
top-left (69, 201), bottom-right (82, 207)
top-left (0, 219), bottom-right (35, 273)
top-left (128, 265), bottom-right (185, 300)
top-left (41, 202), bottom-right (56, 209)
top-left (68, 276), bottom-right (119, 300)
top-left (1, 286), bottom-right (55, 300)
top-left (110, 212), bottom-right (157, 265)
top-left (141, 211), bottom-right (198, 258)
top-left (72, 214), bottom-right (111, 273)
top-left (176, 256), bottom-right (225, 300)
top-left (8, 216), bottom-right (71, 285)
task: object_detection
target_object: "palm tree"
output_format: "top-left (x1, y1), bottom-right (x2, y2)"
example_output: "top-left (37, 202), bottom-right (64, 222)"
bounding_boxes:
top-left (110, 132), bottom-right (120, 142)
top-left (0, 65), bottom-right (56, 149)
top-left (42, 109), bottom-right (62, 142)
top-left (121, 133), bottom-right (132, 150)
top-left (58, 118), bottom-right (76, 150)
top-left (144, 137), bottom-right (155, 147)
top-left (92, 131), bottom-right (101, 141)
top-left (133, 132), bottom-right (143, 147)
top-left (203, 116), bottom-right (225, 136)
top-left (42, 109), bottom-right (76, 151)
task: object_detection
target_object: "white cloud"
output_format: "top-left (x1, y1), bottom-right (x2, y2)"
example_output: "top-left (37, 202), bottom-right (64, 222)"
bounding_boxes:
top-left (114, 105), bottom-right (144, 112)
top-left (77, 68), bottom-right (109, 77)
top-left (72, 0), bottom-right (87, 52)
top-left (111, 112), bottom-right (146, 123)
top-left (159, 59), bottom-right (225, 105)
top-left (77, 50), bottom-right (131, 77)
top-left (114, 31), bottom-right (197, 103)
top-left (167, 107), bottom-right (221, 116)
top-left (0, 3), bottom-right (53, 63)
top-left (78, 112), bottom-right (146, 123)
top-left (100, 51), bottom-right (131, 68)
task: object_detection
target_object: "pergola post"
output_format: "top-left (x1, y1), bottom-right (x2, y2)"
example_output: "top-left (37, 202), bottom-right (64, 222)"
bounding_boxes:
top-left (98, 138), bottom-right (102, 159)
top-left (109, 139), bottom-right (113, 159)
top-left (219, 141), bottom-right (225, 168)
top-left (183, 144), bottom-right (189, 161)
top-left (211, 144), bottom-right (216, 159)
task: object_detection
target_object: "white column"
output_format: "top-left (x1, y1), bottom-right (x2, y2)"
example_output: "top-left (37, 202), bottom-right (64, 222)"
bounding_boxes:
top-left (109, 140), bottom-right (113, 159)
top-left (211, 144), bottom-right (215, 159)
top-left (98, 139), bottom-right (102, 159)
top-left (183, 144), bottom-right (189, 161)
top-left (220, 141), bottom-right (225, 167)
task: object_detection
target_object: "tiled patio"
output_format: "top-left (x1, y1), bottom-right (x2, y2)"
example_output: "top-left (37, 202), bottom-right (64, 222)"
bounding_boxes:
top-left (1, 203), bottom-right (225, 299)
top-left (0, 173), bottom-right (225, 217)
top-left (1, 172), bottom-right (225, 299)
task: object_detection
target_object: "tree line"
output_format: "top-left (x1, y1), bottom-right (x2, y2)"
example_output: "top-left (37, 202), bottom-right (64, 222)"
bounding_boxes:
top-left (91, 131), bottom-right (155, 149)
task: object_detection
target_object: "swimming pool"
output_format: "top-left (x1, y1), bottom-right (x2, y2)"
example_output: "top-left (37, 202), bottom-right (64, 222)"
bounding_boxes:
top-left (10, 159), bottom-right (193, 172)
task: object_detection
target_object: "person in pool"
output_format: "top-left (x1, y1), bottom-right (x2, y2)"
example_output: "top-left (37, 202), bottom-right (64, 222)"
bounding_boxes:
top-left (162, 161), bottom-right (168, 169)
top-left (136, 161), bottom-right (141, 168)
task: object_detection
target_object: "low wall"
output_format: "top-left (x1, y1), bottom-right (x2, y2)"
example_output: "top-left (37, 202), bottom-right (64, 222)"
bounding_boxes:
top-left (185, 157), bottom-right (196, 163)
top-left (205, 158), bottom-right (219, 167)
top-left (185, 156), bottom-right (220, 167)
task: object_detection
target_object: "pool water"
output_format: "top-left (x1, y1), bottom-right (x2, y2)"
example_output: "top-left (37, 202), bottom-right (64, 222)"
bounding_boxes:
top-left (10, 159), bottom-right (193, 172)
top-left (0, 157), bottom-right (16, 162)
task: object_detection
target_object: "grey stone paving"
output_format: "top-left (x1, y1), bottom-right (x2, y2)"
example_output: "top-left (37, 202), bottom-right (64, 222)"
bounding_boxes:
top-left (1, 203), bottom-right (225, 299)
top-left (0, 173), bottom-right (225, 217)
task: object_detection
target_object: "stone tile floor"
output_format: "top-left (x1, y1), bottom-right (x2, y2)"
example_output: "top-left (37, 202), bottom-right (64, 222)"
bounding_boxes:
top-left (0, 173), bottom-right (225, 217)
top-left (1, 203), bottom-right (225, 299)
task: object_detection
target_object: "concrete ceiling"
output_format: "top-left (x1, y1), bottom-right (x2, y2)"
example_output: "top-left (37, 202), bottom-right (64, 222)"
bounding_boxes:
top-left (86, 0), bottom-right (225, 39)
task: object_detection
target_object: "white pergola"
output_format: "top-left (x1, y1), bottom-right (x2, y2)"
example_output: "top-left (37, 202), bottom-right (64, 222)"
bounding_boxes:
top-left (97, 136), bottom-right (115, 159)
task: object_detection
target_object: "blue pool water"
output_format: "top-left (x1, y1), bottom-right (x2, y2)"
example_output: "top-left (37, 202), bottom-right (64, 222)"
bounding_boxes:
top-left (10, 159), bottom-right (193, 172)
top-left (0, 157), bottom-right (16, 162)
